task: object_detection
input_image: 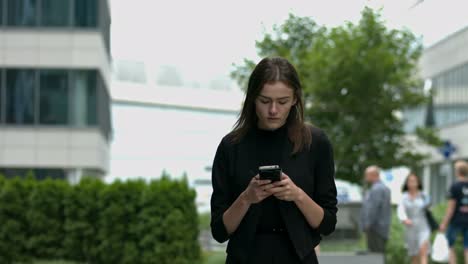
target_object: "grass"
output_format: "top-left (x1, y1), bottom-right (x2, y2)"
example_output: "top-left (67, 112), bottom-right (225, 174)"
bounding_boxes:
top-left (203, 251), bottom-right (226, 264)
top-left (320, 237), bottom-right (366, 253)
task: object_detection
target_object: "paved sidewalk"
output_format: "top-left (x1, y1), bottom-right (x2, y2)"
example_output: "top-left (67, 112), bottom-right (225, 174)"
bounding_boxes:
top-left (318, 252), bottom-right (384, 264)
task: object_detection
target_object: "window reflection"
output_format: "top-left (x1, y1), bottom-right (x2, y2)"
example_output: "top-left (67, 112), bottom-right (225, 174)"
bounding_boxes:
top-left (0, 168), bottom-right (66, 179)
top-left (70, 70), bottom-right (97, 126)
top-left (39, 70), bottom-right (68, 125)
top-left (7, 0), bottom-right (37, 26)
top-left (74, 0), bottom-right (97, 27)
top-left (0, 0), bottom-right (4, 26)
top-left (6, 69), bottom-right (36, 124)
top-left (41, 0), bottom-right (70, 27)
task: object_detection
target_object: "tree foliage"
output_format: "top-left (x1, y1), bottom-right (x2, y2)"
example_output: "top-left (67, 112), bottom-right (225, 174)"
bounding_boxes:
top-left (232, 8), bottom-right (434, 183)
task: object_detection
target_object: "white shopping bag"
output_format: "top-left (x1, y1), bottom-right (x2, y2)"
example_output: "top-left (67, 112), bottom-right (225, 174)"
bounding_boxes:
top-left (431, 232), bottom-right (449, 263)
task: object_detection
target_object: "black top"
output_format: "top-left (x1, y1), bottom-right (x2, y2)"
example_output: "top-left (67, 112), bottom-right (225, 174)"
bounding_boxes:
top-left (210, 125), bottom-right (337, 263)
top-left (255, 124), bottom-right (287, 231)
top-left (448, 181), bottom-right (468, 227)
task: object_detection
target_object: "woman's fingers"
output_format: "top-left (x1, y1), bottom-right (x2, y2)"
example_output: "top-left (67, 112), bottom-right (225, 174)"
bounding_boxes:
top-left (257, 179), bottom-right (271, 186)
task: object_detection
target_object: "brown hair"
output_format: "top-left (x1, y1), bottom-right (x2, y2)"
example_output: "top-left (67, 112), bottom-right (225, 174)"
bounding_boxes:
top-left (455, 160), bottom-right (468, 178)
top-left (402, 172), bottom-right (423, 192)
top-left (229, 57), bottom-right (311, 154)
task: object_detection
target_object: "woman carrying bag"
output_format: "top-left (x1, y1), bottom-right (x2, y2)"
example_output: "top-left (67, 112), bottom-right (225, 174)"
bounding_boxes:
top-left (397, 172), bottom-right (434, 264)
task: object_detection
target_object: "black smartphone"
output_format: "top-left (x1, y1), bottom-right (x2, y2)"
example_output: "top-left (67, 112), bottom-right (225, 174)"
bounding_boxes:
top-left (259, 165), bottom-right (281, 182)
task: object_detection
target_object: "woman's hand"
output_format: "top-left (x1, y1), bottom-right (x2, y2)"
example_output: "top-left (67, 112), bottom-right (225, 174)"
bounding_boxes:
top-left (439, 222), bottom-right (447, 232)
top-left (241, 175), bottom-right (273, 205)
top-left (267, 173), bottom-right (304, 202)
top-left (403, 219), bottom-right (413, 226)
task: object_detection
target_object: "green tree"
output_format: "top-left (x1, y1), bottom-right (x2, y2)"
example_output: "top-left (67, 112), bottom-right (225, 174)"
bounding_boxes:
top-left (232, 8), bottom-right (434, 183)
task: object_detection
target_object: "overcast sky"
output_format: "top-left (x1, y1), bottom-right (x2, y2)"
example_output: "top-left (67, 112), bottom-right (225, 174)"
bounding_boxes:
top-left (110, 0), bottom-right (468, 89)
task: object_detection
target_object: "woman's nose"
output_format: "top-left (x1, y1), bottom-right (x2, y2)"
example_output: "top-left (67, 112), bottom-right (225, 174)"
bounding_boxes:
top-left (269, 103), bottom-right (278, 115)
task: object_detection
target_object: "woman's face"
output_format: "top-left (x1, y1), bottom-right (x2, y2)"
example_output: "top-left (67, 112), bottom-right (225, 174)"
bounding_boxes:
top-left (406, 175), bottom-right (419, 191)
top-left (255, 81), bottom-right (297, 130)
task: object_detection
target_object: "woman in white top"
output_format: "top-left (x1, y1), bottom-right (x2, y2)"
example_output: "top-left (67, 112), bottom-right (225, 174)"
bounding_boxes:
top-left (397, 172), bottom-right (431, 264)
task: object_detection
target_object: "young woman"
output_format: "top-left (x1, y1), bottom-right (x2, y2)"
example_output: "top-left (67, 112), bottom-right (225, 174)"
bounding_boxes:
top-left (210, 57), bottom-right (337, 264)
top-left (397, 173), bottom-right (431, 264)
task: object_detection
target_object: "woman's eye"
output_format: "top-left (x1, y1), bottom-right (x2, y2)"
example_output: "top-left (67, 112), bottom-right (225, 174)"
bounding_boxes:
top-left (279, 101), bottom-right (288, 105)
top-left (260, 100), bottom-right (269, 104)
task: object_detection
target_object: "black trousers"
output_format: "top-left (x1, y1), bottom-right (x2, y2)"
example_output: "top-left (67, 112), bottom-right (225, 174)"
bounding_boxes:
top-left (226, 233), bottom-right (318, 264)
top-left (366, 230), bottom-right (387, 253)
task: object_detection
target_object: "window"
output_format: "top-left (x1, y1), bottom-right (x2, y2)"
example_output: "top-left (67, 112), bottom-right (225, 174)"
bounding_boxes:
top-left (6, 69), bottom-right (36, 124)
top-left (0, 168), bottom-right (65, 179)
top-left (39, 70), bottom-right (68, 125)
top-left (41, 0), bottom-right (70, 27)
top-left (7, 0), bottom-right (37, 26)
top-left (70, 70), bottom-right (97, 126)
top-left (74, 0), bottom-right (97, 27)
top-left (0, 0), bottom-right (4, 26)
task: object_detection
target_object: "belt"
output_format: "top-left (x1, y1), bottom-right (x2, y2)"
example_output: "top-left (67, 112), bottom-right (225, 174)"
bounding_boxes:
top-left (256, 227), bottom-right (287, 234)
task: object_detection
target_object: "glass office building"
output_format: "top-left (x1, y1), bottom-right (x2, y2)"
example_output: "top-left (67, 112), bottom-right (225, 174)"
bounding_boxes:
top-left (0, 0), bottom-right (111, 181)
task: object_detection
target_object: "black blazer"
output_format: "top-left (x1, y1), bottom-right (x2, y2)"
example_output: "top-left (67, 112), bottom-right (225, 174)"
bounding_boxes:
top-left (210, 125), bottom-right (338, 263)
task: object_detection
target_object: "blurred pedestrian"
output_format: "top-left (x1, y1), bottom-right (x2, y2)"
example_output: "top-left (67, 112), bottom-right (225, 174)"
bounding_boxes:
top-left (210, 57), bottom-right (338, 264)
top-left (360, 165), bottom-right (391, 255)
top-left (397, 172), bottom-right (431, 264)
top-left (439, 160), bottom-right (468, 264)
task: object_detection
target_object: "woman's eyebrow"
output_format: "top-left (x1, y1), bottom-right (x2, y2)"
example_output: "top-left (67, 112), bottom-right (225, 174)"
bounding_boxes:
top-left (258, 95), bottom-right (291, 100)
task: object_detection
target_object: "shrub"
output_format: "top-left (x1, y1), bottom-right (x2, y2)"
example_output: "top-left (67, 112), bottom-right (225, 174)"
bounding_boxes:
top-left (63, 178), bottom-right (104, 262)
top-left (138, 175), bottom-right (200, 264)
top-left (0, 177), bottom-right (34, 263)
top-left (0, 174), bottom-right (201, 264)
top-left (27, 179), bottom-right (70, 259)
top-left (96, 180), bottom-right (145, 264)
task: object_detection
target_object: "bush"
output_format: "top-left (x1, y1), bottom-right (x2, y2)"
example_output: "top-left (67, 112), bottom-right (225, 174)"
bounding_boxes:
top-left (0, 177), bottom-right (34, 263)
top-left (63, 178), bottom-right (104, 262)
top-left (138, 175), bottom-right (200, 264)
top-left (0, 174), bottom-right (201, 264)
top-left (96, 180), bottom-right (145, 264)
top-left (28, 179), bottom-right (70, 259)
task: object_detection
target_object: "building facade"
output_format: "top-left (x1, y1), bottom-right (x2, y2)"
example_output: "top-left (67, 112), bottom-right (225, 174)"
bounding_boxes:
top-left (405, 26), bottom-right (468, 203)
top-left (0, 0), bottom-right (112, 182)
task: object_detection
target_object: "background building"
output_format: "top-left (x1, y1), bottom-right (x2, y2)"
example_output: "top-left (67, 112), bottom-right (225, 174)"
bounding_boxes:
top-left (110, 59), bottom-right (244, 211)
top-left (0, 0), bottom-right (112, 182)
top-left (404, 26), bottom-right (468, 203)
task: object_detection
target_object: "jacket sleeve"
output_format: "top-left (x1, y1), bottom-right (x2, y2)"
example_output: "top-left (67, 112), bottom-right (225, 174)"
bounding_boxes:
top-left (313, 130), bottom-right (338, 236)
top-left (210, 138), bottom-right (231, 243)
top-left (364, 187), bottom-right (383, 229)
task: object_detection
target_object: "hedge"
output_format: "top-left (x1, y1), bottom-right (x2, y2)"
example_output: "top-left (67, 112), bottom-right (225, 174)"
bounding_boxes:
top-left (0, 174), bottom-right (201, 264)
top-left (386, 202), bottom-right (465, 264)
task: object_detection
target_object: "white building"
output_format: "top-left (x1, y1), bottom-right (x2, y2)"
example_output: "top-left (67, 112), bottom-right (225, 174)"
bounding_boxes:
top-left (110, 59), bottom-right (244, 211)
top-left (0, 0), bottom-right (112, 182)
top-left (405, 26), bottom-right (468, 203)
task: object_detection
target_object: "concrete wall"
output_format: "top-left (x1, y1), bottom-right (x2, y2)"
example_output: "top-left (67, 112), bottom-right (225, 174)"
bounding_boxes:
top-left (0, 30), bottom-right (111, 89)
top-left (420, 26), bottom-right (468, 78)
top-left (0, 127), bottom-right (109, 173)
